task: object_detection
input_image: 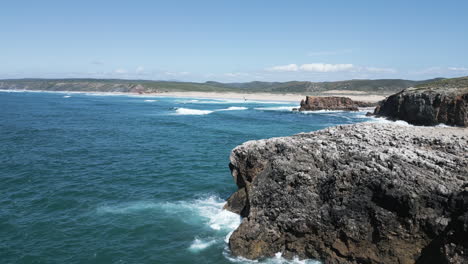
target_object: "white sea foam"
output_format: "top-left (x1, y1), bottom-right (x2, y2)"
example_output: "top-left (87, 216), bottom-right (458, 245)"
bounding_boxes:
top-left (218, 106), bottom-right (248, 111)
top-left (144, 99), bottom-right (157, 102)
top-left (63, 95), bottom-right (71, 98)
top-left (97, 201), bottom-right (160, 214)
top-left (189, 238), bottom-right (217, 252)
top-left (97, 196), bottom-right (318, 263)
top-left (367, 117), bottom-right (414, 126)
top-left (223, 250), bottom-right (321, 264)
top-left (174, 108), bottom-right (214, 115)
top-left (190, 196), bottom-right (241, 231)
top-left (172, 106), bottom-right (248, 115)
top-left (436, 123), bottom-right (454, 128)
top-left (299, 110), bottom-right (346, 114)
top-left (254, 106), bottom-right (298, 111)
top-left (176, 98), bottom-right (294, 105)
top-left (97, 196), bottom-right (240, 230)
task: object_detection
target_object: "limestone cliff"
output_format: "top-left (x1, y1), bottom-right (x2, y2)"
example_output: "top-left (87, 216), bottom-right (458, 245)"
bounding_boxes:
top-left (225, 123), bottom-right (468, 264)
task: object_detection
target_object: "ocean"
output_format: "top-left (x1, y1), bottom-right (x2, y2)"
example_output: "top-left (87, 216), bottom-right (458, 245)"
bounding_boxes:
top-left (0, 91), bottom-right (377, 264)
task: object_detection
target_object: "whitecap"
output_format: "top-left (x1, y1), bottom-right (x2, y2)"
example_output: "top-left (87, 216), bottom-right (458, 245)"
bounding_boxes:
top-left (176, 98), bottom-right (295, 105)
top-left (218, 106), bottom-right (248, 111)
top-left (254, 106), bottom-right (298, 111)
top-left (298, 110), bottom-right (346, 114)
top-left (63, 95), bottom-right (71, 98)
top-left (188, 238), bottom-right (217, 252)
top-left (174, 108), bottom-right (214, 115)
top-left (144, 99), bottom-right (157, 102)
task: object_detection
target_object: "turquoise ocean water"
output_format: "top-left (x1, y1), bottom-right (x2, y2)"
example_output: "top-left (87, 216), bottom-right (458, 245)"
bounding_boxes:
top-left (0, 91), bottom-right (376, 264)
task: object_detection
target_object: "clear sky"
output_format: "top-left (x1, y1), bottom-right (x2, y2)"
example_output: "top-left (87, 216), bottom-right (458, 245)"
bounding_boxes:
top-left (1, 0), bottom-right (467, 82)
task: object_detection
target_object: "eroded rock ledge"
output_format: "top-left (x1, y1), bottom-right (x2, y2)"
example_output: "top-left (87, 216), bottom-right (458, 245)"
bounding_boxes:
top-left (225, 123), bottom-right (468, 264)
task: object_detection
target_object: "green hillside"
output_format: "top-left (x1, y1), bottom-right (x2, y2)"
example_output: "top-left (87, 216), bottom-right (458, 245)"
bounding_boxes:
top-left (0, 77), bottom-right (450, 94)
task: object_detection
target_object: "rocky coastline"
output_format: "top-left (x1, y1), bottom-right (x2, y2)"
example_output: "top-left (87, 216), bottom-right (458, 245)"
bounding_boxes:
top-left (298, 96), bottom-right (376, 112)
top-left (373, 77), bottom-right (468, 127)
top-left (225, 123), bottom-right (468, 264)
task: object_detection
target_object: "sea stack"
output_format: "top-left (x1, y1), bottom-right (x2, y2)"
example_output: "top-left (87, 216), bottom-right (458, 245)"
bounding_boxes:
top-left (298, 96), bottom-right (375, 111)
top-left (374, 77), bottom-right (468, 126)
top-left (225, 123), bottom-right (468, 264)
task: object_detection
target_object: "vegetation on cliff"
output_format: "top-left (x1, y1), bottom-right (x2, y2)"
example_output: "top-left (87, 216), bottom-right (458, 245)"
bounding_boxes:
top-left (0, 78), bottom-right (443, 94)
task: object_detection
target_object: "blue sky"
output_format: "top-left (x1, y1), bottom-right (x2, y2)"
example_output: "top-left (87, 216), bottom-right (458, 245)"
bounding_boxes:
top-left (1, 0), bottom-right (467, 82)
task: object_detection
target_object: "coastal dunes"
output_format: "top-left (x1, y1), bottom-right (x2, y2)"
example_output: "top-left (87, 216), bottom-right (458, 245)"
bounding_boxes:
top-left (225, 123), bottom-right (468, 264)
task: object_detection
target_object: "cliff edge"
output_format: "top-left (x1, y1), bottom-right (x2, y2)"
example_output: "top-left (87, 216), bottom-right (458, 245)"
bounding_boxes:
top-left (225, 123), bottom-right (468, 264)
top-left (374, 77), bottom-right (468, 126)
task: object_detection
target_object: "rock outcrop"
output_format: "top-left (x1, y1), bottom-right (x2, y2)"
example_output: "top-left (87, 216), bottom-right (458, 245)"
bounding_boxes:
top-left (374, 77), bottom-right (468, 127)
top-left (225, 123), bottom-right (468, 264)
top-left (298, 96), bottom-right (375, 111)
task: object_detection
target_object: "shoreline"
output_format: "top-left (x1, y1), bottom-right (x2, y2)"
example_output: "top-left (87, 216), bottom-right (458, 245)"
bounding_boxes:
top-left (0, 89), bottom-right (387, 103)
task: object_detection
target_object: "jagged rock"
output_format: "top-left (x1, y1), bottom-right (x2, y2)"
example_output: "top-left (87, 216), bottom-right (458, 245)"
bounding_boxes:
top-left (226, 123), bottom-right (468, 264)
top-left (354, 101), bottom-right (378, 107)
top-left (374, 77), bottom-right (468, 127)
top-left (299, 96), bottom-right (360, 111)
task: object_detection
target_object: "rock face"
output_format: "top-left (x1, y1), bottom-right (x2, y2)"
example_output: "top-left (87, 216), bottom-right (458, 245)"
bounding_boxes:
top-left (225, 123), bottom-right (468, 264)
top-left (374, 77), bottom-right (468, 127)
top-left (299, 96), bottom-right (360, 111)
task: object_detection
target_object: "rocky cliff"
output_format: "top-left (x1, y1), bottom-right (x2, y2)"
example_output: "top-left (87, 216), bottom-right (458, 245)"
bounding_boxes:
top-left (298, 96), bottom-right (374, 111)
top-left (374, 77), bottom-right (468, 126)
top-left (225, 123), bottom-right (468, 264)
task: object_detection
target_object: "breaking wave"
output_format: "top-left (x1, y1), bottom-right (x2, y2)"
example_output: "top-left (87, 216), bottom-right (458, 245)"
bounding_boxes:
top-left (172, 107), bottom-right (248, 115)
top-left (189, 238), bottom-right (217, 252)
top-left (254, 106), bottom-right (298, 111)
top-left (174, 108), bottom-right (214, 115)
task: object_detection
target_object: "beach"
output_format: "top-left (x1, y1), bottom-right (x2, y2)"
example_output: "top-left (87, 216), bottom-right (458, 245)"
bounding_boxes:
top-left (156, 91), bottom-right (387, 103)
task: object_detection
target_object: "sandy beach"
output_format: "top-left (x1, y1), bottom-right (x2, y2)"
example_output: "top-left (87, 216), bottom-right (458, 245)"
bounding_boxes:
top-left (1, 89), bottom-right (388, 103)
top-left (154, 91), bottom-right (387, 103)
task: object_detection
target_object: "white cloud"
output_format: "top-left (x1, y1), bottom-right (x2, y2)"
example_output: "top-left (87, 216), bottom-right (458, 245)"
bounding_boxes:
top-left (266, 63), bottom-right (398, 74)
top-left (163, 71), bottom-right (190, 76)
top-left (266, 63), bottom-right (354, 73)
top-left (91, 60), bottom-right (104, 65)
top-left (412, 66), bottom-right (468, 76)
top-left (224, 72), bottom-right (250, 77)
top-left (448, 67), bottom-right (468, 72)
top-left (135, 66), bottom-right (145, 74)
top-left (114, 68), bottom-right (127, 74)
top-left (266, 64), bottom-right (299, 72)
top-left (299, 63), bottom-right (354, 72)
top-left (363, 67), bottom-right (397, 74)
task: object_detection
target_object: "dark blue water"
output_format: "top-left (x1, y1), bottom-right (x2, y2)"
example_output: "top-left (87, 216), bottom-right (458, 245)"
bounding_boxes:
top-left (0, 91), bottom-right (374, 264)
